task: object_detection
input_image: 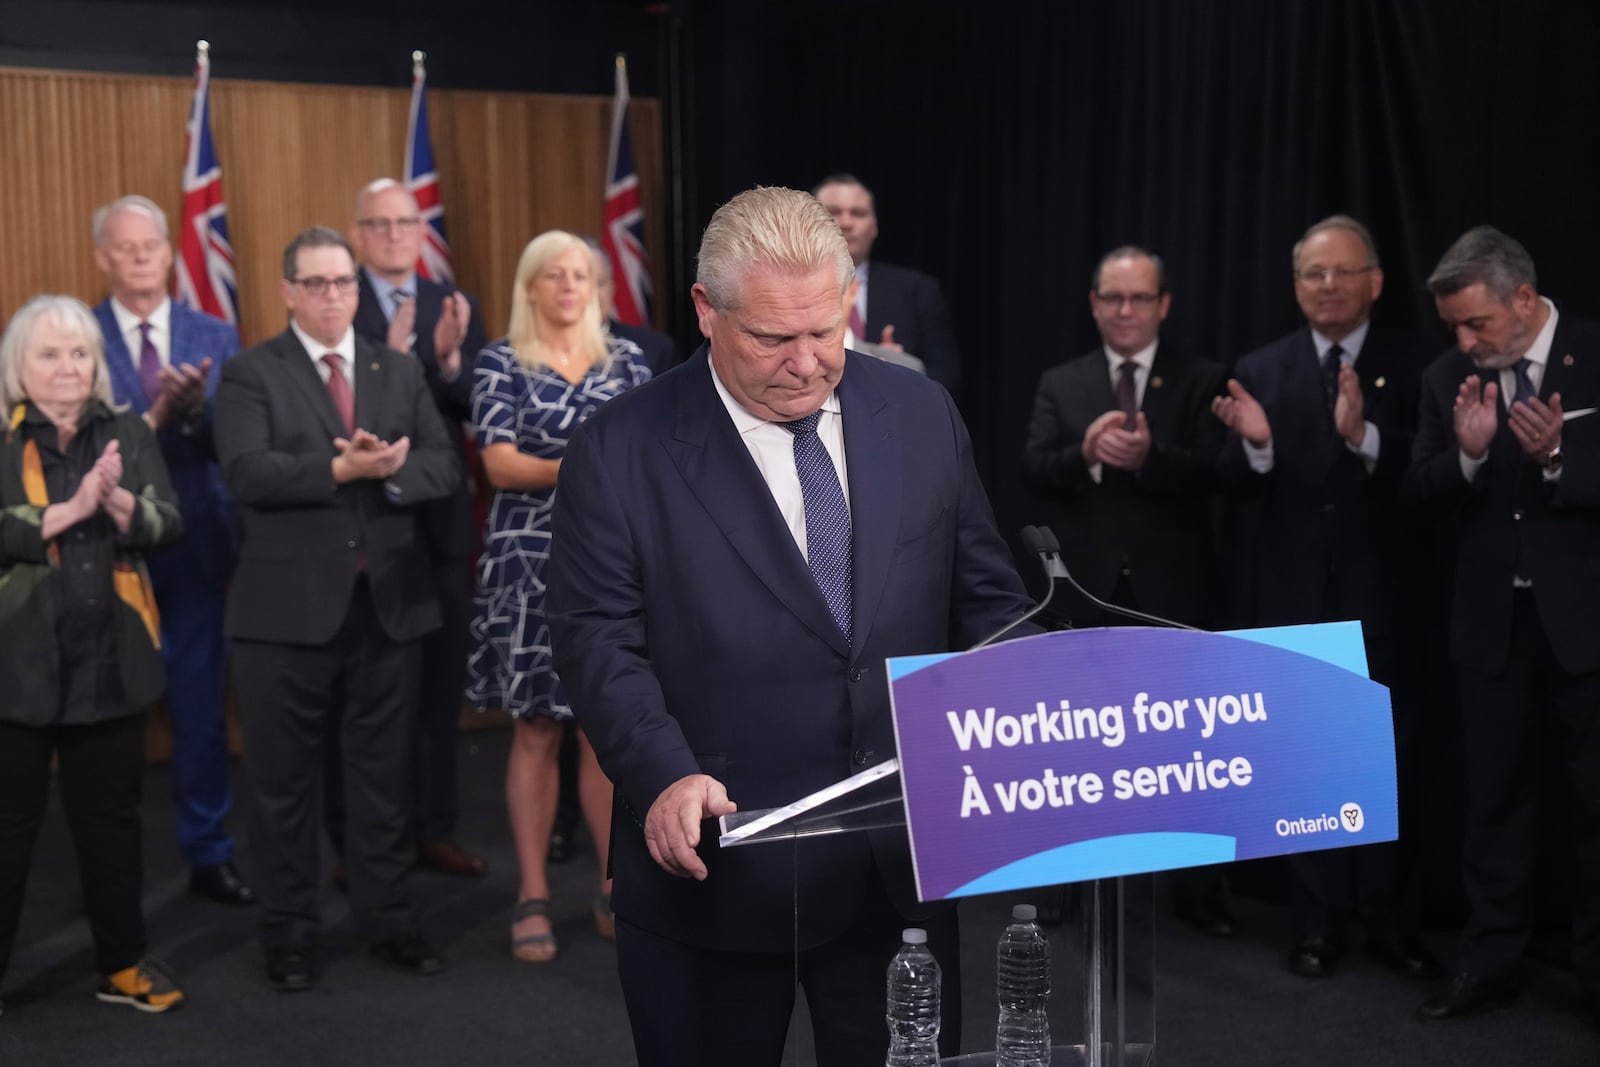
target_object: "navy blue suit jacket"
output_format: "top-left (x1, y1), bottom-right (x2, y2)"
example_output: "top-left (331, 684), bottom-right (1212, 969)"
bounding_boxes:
top-left (94, 299), bottom-right (239, 591)
top-left (546, 346), bottom-right (1029, 953)
top-left (1217, 323), bottom-right (1425, 635)
top-left (863, 260), bottom-right (961, 398)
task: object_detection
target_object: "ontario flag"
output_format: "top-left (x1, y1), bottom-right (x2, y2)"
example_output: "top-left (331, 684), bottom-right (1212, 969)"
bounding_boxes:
top-left (174, 40), bottom-right (239, 327)
top-left (603, 54), bottom-right (652, 327)
top-left (406, 51), bottom-right (455, 284)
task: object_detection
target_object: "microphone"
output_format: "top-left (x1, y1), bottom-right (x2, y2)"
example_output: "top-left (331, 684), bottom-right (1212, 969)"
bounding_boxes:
top-left (967, 525), bottom-right (1060, 650)
top-left (1033, 525), bottom-right (1200, 632)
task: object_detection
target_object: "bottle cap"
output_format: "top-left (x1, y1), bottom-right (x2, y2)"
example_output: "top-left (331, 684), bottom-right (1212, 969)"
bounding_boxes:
top-left (902, 928), bottom-right (928, 944)
top-left (1012, 904), bottom-right (1037, 921)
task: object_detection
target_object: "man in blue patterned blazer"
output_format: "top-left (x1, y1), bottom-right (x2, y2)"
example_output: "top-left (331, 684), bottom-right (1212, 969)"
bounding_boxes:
top-left (92, 194), bottom-right (254, 907)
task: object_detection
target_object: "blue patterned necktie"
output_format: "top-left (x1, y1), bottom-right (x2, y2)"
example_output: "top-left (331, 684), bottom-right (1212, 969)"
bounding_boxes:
top-left (783, 411), bottom-right (853, 645)
top-left (1511, 358), bottom-right (1537, 406)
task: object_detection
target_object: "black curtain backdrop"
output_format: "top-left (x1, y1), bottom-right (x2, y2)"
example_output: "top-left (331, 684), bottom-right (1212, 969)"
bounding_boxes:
top-left (683, 0), bottom-right (1600, 553)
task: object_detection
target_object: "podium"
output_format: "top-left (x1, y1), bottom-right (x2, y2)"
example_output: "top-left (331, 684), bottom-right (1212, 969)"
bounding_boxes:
top-left (721, 623), bottom-right (1398, 1066)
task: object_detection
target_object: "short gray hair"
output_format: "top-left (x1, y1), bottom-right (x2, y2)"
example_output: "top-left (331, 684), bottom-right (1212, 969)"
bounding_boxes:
top-left (352, 177), bottom-right (415, 220)
top-left (1426, 225), bottom-right (1537, 302)
top-left (1292, 214), bottom-right (1380, 272)
top-left (0, 295), bottom-right (119, 414)
top-left (1092, 245), bottom-right (1167, 293)
top-left (282, 225), bottom-right (355, 279)
top-left (696, 186), bottom-right (854, 310)
top-left (92, 195), bottom-right (169, 246)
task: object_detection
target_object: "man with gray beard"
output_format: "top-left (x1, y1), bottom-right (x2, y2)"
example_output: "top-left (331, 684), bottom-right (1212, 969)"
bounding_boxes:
top-left (1408, 226), bottom-right (1600, 1026)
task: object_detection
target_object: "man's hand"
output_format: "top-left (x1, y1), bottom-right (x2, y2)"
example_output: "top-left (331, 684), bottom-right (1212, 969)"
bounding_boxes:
top-left (1211, 379), bottom-right (1272, 447)
top-left (1508, 392), bottom-right (1563, 460)
top-left (332, 433), bottom-right (412, 482)
top-left (432, 291), bottom-right (470, 379)
top-left (1454, 375), bottom-right (1499, 460)
top-left (1081, 410), bottom-right (1127, 466)
top-left (643, 774), bottom-right (738, 880)
top-left (1098, 411), bottom-right (1153, 471)
top-left (387, 297), bottom-right (417, 353)
top-left (877, 324), bottom-right (904, 353)
top-left (1333, 364), bottom-right (1366, 447)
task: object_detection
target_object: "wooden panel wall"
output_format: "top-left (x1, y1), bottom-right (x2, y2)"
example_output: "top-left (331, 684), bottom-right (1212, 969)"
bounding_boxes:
top-left (0, 64), bottom-right (665, 344)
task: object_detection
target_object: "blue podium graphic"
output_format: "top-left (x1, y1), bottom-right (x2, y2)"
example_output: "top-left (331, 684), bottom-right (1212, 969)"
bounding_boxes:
top-left (887, 623), bottom-right (1396, 901)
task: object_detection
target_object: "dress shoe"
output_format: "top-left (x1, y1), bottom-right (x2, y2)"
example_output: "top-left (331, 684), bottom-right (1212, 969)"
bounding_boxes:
top-left (189, 861), bottom-right (257, 906)
top-left (1174, 897), bottom-right (1239, 938)
top-left (1367, 934), bottom-right (1443, 981)
top-left (1287, 934), bottom-right (1344, 978)
top-left (1417, 972), bottom-right (1518, 1021)
top-left (417, 839), bottom-right (488, 877)
top-left (265, 947), bottom-right (315, 993)
top-left (372, 934), bottom-right (447, 976)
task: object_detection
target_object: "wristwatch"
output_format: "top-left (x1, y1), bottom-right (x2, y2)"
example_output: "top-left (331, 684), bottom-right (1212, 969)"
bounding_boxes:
top-left (1541, 443), bottom-right (1563, 473)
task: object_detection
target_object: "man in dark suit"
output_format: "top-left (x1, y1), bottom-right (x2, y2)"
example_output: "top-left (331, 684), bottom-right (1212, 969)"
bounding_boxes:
top-left (546, 186), bottom-right (1031, 1066)
top-left (1408, 227), bottom-right (1600, 1025)
top-left (340, 178), bottom-right (488, 882)
top-left (214, 226), bottom-right (459, 991)
top-left (1023, 245), bottom-right (1233, 934)
top-left (585, 235), bottom-right (679, 375)
top-left (814, 173), bottom-right (962, 397)
top-left (90, 195), bottom-right (254, 908)
top-left (1212, 215), bottom-right (1437, 981)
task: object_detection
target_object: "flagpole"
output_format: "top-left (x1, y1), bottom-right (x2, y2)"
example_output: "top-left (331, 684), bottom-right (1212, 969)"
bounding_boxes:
top-left (413, 50), bottom-right (425, 77)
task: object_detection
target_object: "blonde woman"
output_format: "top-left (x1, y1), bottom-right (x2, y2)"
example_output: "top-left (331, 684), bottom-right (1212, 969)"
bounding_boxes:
top-left (466, 231), bottom-right (651, 962)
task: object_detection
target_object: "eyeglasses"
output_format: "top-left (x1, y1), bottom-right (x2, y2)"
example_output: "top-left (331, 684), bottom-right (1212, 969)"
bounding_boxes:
top-left (1295, 266), bottom-right (1373, 284)
top-left (106, 240), bottom-right (167, 259)
top-left (1093, 291), bottom-right (1162, 309)
top-left (291, 275), bottom-right (359, 297)
top-left (356, 216), bottom-right (423, 235)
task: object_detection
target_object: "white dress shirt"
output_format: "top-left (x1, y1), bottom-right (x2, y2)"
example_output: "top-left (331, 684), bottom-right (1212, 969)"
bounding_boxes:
top-left (109, 296), bottom-right (172, 368)
top-left (292, 320), bottom-right (358, 403)
top-left (1459, 297), bottom-right (1560, 483)
top-left (709, 358), bottom-right (849, 561)
top-left (1242, 319), bottom-right (1378, 473)
top-left (1089, 341), bottom-right (1157, 484)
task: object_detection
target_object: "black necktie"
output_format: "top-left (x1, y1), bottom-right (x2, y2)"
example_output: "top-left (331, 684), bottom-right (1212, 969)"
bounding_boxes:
top-left (1322, 343), bottom-right (1345, 413)
top-left (1511, 358), bottom-right (1537, 406)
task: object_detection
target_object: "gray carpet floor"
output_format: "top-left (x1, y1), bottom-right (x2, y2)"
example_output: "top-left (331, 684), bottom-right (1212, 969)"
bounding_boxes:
top-left (1, 728), bottom-right (1595, 1065)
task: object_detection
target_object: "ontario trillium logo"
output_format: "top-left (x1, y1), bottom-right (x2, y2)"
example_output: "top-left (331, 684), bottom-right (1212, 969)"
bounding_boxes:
top-left (1340, 803), bottom-right (1365, 833)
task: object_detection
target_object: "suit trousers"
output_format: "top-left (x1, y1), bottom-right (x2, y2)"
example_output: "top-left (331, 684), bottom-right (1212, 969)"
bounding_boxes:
top-left (324, 552), bottom-right (471, 851)
top-left (1457, 588), bottom-right (1600, 989)
top-left (153, 565), bottom-right (234, 868)
top-left (234, 576), bottom-right (423, 950)
top-left (0, 714), bottom-right (147, 980)
top-left (615, 861), bottom-right (961, 1067)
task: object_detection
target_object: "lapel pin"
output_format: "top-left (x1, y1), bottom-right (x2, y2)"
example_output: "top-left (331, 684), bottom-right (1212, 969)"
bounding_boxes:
top-left (1564, 353), bottom-right (1575, 366)
top-left (370, 361), bottom-right (380, 371)
top-left (1375, 376), bottom-right (1386, 389)
top-left (1150, 376), bottom-right (1164, 389)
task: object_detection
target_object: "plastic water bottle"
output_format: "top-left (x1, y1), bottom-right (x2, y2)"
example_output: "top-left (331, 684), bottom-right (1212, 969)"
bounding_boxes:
top-left (996, 903), bottom-right (1051, 1067)
top-left (885, 927), bottom-right (941, 1067)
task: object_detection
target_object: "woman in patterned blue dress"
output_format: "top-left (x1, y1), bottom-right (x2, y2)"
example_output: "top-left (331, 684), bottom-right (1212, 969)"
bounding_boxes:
top-left (466, 231), bottom-right (650, 962)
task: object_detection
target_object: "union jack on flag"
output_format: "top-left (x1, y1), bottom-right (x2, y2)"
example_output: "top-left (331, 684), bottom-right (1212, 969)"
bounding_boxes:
top-left (406, 51), bottom-right (455, 285)
top-left (173, 40), bottom-right (239, 327)
top-left (603, 54), bottom-right (652, 327)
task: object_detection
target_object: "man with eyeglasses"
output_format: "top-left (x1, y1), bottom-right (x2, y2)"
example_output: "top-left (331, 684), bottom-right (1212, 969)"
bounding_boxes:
top-left (89, 195), bottom-right (257, 909)
top-left (1022, 245), bottom-right (1233, 935)
top-left (336, 178), bottom-right (489, 887)
top-left (214, 226), bottom-right (459, 991)
top-left (1212, 215), bottom-right (1437, 984)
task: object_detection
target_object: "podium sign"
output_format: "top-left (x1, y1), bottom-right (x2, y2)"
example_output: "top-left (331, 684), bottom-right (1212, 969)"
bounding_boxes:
top-left (887, 623), bottom-right (1397, 901)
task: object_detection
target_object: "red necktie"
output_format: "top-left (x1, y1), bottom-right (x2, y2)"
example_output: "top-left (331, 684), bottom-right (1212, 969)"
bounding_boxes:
top-left (848, 302), bottom-right (866, 342)
top-left (322, 353), bottom-right (355, 436)
top-left (138, 321), bottom-right (162, 403)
